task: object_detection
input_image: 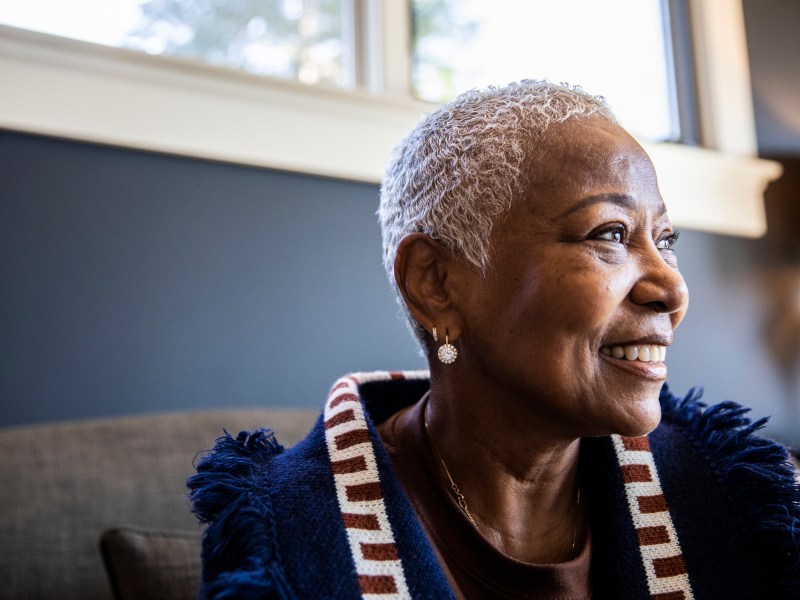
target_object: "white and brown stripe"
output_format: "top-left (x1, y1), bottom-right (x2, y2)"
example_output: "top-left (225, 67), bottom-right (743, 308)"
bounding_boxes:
top-left (324, 371), bottom-right (427, 600)
top-left (612, 434), bottom-right (694, 600)
top-left (326, 373), bottom-right (692, 598)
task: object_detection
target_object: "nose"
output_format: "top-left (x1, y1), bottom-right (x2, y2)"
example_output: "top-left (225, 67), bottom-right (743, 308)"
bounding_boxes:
top-left (629, 249), bottom-right (689, 326)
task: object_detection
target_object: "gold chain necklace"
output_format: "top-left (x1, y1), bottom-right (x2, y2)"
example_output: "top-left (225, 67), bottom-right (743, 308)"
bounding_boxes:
top-left (423, 398), bottom-right (478, 527)
top-left (422, 396), bottom-right (582, 554)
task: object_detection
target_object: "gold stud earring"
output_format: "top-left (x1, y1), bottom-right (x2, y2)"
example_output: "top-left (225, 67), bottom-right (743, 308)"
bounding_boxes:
top-left (437, 331), bottom-right (458, 364)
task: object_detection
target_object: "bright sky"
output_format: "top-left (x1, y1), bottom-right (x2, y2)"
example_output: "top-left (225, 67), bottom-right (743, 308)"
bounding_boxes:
top-left (0, 0), bottom-right (143, 45)
top-left (417, 0), bottom-right (674, 140)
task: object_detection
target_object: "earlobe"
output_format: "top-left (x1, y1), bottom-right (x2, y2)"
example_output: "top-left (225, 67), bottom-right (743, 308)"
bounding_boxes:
top-left (393, 234), bottom-right (464, 339)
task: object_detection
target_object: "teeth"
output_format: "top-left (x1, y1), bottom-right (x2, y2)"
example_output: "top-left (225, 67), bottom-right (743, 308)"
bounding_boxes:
top-left (601, 344), bottom-right (668, 363)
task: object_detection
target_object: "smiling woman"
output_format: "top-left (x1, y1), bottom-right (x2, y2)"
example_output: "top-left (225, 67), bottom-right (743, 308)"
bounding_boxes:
top-left (188, 80), bottom-right (800, 599)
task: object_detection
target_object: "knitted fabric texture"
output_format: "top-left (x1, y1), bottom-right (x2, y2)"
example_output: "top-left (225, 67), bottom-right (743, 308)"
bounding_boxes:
top-left (188, 372), bottom-right (800, 599)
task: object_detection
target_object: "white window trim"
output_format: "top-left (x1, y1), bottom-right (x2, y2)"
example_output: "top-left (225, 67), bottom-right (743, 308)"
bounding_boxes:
top-left (0, 0), bottom-right (781, 237)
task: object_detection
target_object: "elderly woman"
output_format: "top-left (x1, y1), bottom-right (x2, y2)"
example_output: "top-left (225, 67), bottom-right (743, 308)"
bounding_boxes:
top-left (189, 81), bottom-right (799, 599)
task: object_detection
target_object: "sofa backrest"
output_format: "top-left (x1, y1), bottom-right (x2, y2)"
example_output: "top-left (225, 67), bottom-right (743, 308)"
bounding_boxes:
top-left (0, 408), bottom-right (318, 600)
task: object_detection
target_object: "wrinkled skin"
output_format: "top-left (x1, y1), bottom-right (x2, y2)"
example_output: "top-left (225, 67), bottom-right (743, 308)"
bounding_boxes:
top-left (449, 116), bottom-right (688, 442)
top-left (388, 116), bottom-right (689, 564)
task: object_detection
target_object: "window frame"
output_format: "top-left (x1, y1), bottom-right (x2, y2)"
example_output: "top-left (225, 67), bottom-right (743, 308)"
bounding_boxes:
top-left (0, 0), bottom-right (780, 236)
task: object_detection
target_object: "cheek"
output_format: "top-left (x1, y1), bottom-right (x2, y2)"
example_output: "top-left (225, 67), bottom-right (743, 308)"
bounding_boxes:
top-left (541, 272), bottom-right (628, 333)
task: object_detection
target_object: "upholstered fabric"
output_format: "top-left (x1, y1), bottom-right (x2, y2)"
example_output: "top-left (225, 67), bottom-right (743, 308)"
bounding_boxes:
top-left (0, 409), bottom-right (317, 600)
top-left (100, 527), bottom-right (201, 600)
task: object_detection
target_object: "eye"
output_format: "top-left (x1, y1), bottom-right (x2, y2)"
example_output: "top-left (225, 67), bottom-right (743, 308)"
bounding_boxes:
top-left (656, 230), bottom-right (680, 250)
top-left (592, 224), bottom-right (626, 244)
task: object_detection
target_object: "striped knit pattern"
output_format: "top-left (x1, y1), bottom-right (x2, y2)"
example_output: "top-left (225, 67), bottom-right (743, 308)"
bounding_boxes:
top-left (326, 373), bottom-right (695, 599)
top-left (324, 370), bottom-right (427, 600)
top-left (612, 434), bottom-right (694, 600)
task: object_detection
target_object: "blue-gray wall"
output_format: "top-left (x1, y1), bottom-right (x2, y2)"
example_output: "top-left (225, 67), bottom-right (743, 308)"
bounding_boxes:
top-left (0, 131), bottom-right (424, 425)
top-left (1, 129), bottom-right (797, 445)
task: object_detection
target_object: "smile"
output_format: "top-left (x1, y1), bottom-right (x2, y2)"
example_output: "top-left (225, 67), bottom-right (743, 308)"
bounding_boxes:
top-left (600, 344), bottom-right (667, 363)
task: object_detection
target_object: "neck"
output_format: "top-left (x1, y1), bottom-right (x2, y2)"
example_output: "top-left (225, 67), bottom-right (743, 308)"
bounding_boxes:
top-left (424, 387), bottom-right (585, 563)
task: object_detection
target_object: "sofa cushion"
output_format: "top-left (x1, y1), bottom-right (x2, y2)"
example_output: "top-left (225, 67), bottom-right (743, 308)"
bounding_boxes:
top-left (0, 408), bottom-right (318, 599)
top-left (100, 527), bottom-right (200, 600)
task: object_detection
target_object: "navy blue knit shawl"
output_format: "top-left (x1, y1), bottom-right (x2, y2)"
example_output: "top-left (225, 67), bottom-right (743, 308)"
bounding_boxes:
top-left (188, 379), bottom-right (800, 599)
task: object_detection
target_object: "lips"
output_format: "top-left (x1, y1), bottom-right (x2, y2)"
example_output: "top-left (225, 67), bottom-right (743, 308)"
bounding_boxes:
top-left (600, 344), bottom-right (667, 363)
top-left (598, 339), bottom-right (670, 381)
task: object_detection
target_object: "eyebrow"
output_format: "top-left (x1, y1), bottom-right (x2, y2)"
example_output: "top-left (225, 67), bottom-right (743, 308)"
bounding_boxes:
top-left (555, 193), bottom-right (667, 220)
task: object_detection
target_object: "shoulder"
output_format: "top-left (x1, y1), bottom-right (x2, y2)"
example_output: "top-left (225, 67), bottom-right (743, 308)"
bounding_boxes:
top-left (187, 414), bottom-right (365, 599)
top-left (653, 385), bottom-right (800, 597)
top-left (188, 427), bottom-right (289, 526)
top-left (187, 427), bottom-right (299, 599)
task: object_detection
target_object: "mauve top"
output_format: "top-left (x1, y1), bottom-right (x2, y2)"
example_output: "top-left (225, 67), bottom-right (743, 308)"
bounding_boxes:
top-left (378, 394), bottom-right (592, 600)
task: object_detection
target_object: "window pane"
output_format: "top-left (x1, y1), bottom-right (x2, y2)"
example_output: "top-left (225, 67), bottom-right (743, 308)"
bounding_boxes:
top-left (0, 0), bottom-right (347, 87)
top-left (412, 0), bottom-right (678, 141)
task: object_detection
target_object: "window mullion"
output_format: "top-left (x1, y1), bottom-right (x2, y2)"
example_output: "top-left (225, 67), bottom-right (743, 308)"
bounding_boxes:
top-left (346, 0), bottom-right (379, 93)
top-left (340, 0), bottom-right (358, 89)
top-left (376, 0), bottom-right (412, 99)
top-left (665, 0), bottom-right (701, 146)
top-left (689, 0), bottom-right (757, 155)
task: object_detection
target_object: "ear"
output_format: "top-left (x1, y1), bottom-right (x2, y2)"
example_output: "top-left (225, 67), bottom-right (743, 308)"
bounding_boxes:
top-left (393, 233), bottom-right (464, 340)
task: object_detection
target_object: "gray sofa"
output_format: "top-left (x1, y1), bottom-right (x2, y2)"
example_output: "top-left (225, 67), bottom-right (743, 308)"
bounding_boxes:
top-left (0, 408), bottom-right (319, 600)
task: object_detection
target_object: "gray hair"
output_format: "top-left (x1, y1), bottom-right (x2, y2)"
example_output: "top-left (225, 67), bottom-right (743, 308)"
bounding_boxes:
top-left (378, 80), bottom-right (617, 343)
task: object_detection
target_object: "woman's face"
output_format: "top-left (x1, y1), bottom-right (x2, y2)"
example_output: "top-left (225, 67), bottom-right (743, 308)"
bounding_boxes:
top-left (454, 117), bottom-right (689, 439)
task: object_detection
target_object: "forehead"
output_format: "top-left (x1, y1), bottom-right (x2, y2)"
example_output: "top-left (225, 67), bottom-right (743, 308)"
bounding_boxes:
top-left (523, 117), bottom-right (663, 217)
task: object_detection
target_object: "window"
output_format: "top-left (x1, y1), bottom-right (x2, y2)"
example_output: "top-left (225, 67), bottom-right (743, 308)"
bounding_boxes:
top-left (2, 0), bottom-right (682, 141)
top-left (0, 0), bottom-right (348, 87)
top-left (0, 0), bottom-right (777, 236)
top-left (411, 0), bottom-right (677, 141)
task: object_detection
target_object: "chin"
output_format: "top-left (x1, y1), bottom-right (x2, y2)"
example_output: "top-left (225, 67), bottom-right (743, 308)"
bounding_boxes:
top-left (610, 392), bottom-right (663, 438)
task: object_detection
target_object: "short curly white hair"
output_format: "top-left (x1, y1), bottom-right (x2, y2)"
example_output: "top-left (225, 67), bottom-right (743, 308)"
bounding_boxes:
top-left (379, 80), bottom-right (617, 343)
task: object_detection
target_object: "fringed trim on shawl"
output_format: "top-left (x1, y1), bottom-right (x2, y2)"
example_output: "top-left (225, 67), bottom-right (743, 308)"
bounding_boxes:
top-left (188, 429), bottom-right (296, 600)
top-left (660, 385), bottom-right (800, 597)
